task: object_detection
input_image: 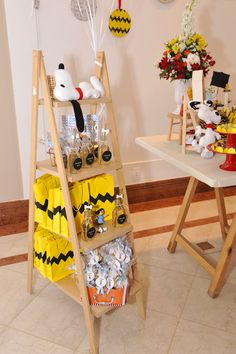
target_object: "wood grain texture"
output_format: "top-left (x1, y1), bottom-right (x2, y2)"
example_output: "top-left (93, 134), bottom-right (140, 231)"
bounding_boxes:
top-left (0, 253), bottom-right (27, 267)
top-left (0, 200), bottom-right (28, 236)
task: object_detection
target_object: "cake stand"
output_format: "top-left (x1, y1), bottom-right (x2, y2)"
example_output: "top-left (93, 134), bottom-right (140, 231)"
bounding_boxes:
top-left (211, 123), bottom-right (236, 171)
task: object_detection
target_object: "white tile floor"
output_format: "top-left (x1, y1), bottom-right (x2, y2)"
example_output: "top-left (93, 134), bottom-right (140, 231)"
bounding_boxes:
top-left (1, 197), bottom-right (236, 353)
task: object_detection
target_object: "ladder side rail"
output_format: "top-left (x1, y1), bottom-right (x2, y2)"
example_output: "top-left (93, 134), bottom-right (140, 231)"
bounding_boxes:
top-left (40, 55), bottom-right (98, 354)
top-left (27, 50), bottom-right (42, 294)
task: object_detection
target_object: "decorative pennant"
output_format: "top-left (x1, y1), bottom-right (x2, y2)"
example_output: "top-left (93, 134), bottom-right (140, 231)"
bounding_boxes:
top-left (109, 0), bottom-right (131, 37)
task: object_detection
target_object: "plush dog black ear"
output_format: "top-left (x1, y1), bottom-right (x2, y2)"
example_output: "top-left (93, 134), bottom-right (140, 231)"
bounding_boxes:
top-left (204, 100), bottom-right (213, 107)
top-left (70, 100), bottom-right (84, 132)
top-left (188, 100), bottom-right (201, 111)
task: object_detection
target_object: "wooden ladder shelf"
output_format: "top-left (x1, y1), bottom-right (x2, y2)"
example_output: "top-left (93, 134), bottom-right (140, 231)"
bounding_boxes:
top-left (27, 50), bottom-right (145, 354)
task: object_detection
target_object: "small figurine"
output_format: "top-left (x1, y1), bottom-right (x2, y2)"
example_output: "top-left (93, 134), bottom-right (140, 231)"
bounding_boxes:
top-left (94, 208), bottom-right (106, 225)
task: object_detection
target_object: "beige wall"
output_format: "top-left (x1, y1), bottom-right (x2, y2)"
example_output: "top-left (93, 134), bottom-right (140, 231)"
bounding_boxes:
top-left (3, 0), bottom-right (236, 199)
top-left (0, 0), bottom-right (23, 202)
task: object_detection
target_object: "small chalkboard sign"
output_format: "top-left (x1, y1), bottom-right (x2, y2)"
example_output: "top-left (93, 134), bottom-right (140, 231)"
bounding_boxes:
top-left (210, 71), bottom-right (230, 88)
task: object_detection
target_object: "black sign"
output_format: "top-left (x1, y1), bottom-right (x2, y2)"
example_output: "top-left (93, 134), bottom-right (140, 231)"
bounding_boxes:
top-left (87, 227), bottom-right (96, 238)
top-left (118, 214), bottom-right (126, 225)
top-left (102, 150), bottom-right (112, 162)
top-left (73, 157), bottom-right (82, 170)
top-left (86, 153), bottom-right (94, 165)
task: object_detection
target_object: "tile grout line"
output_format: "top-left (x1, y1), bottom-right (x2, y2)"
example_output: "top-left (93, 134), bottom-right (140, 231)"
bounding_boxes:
top-left (166, 271), bottom-right (197, 354)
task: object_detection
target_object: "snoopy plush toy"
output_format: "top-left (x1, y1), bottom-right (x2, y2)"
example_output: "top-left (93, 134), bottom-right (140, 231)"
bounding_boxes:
top-left (188, 100), bottom-right (221, 159)
top-left (53, 63), bottom-right (105, 133)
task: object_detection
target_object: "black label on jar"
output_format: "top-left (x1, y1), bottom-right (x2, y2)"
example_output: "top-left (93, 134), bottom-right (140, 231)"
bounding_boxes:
top-left (86, 153), bottom-right (94, 165)
top-left (117, 214), bottom-right (126, 224)
top-left (87, 227), bottom-right (96, 238)
top-left (102, 150), bottom-right (112, 162)
top-left (73, 157), bottom-right (82, 170)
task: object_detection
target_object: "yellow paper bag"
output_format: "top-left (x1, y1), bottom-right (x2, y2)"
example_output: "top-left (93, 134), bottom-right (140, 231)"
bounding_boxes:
top-left (34, 174), bottom-right (60, 227)
top-left (53, 187), bottom-right (61, 234)
top-left (70, 180), bottom-right (90, 233)
top-left (89, 174), bottom-right (115, 221)
top-left (34, 226), bottom-right (74, 282)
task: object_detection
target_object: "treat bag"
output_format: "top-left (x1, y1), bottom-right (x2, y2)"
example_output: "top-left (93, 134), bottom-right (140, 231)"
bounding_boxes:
top-left (70, 180), bottom-right (90, 233)
top-left (89, 174), bottom-right (115, 221)
top-left (34, 226), bottom-right (74, 282)
top-left (60, 188), bottom-right (69, 238)
top-left (53, 187), bottom-right (61, 234)
top-left (34, 174), bottom-right (60, 227)
top-left (47, 188), bottom-right (54, 232)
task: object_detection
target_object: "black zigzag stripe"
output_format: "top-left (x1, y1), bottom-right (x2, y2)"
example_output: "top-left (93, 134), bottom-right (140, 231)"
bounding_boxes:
top-left (34, 250), bottom-right (47, 263)
top-left (35, 199), bottom-right (48, 212)
top-left (78, 201), bottom-right (89, 215)
top-left (34, 250), bottom-right (74, 265)
top-left (110, 15), bottom-right (131, 24)
top-left (90, 192), bottom-right (115, 205)
top-left (46, 201), bottom-right (88, 221)
top-left (47, 250), bottom-right (74, 265)
top-left (109, 27), bottom-right (130, 34)
top-left (47, 209), bottom-right (54, 220)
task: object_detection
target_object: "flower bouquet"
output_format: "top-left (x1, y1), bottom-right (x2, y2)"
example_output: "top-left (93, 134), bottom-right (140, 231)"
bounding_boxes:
top-left (158, 33), bottom-right (215, 81)
top-left (157, 0), bottom-right (215, 114)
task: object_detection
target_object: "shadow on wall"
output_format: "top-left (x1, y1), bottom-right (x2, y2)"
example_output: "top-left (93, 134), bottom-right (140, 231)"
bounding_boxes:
top-left (111, 51), bottom-right (147, 162)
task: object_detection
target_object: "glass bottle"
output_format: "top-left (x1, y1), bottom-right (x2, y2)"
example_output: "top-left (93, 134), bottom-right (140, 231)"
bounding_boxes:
top-left (67, 148), bottom-right (83, 173)
top-left (112, 193), bottom-right (128, 227)
top-left (82, 205), bottom-right (96, 240)
top-left (99, 127), bottom-right (112, 164)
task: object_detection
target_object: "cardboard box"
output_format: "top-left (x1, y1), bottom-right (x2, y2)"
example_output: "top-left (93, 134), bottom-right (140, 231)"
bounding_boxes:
top-left (87, 285), bottom-right (128, 306)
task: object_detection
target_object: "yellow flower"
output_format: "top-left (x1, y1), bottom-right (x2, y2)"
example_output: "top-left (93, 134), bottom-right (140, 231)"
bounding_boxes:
top-left (165, 36), bottom-right (179, 50)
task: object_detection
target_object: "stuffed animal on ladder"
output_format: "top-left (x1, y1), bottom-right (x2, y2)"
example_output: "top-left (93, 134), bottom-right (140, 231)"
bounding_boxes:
top-left (53, 63), bottom-right (105, 133)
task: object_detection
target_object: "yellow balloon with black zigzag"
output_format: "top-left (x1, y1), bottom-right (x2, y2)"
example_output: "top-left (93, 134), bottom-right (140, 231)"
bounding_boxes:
top-left (109, 9), bottom-right (131, 37)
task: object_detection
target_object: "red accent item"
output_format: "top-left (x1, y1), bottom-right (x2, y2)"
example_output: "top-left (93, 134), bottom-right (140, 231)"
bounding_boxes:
top-left (75, 87), bottom-right (83, 100)
top-left (220, 133), bottom-right (236, 171)
top-left (118, 0), bottom-right (122, 9)
top-left (205, 124), bottom-right (214, 129)
top-left (87, 286), bottom-right (128, 306)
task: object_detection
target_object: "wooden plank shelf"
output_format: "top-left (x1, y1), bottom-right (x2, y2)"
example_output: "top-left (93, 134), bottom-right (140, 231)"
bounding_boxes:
top-left (38, 97), bottom-right (112, 107)
top-left (80, 221), bottom-right (133, 251)
top-left (36, 159), bottom-right (122, 182)
top-left (55, 275), bottom-right (142, 318)
top-left (37, 220), bottom-right (133, 251)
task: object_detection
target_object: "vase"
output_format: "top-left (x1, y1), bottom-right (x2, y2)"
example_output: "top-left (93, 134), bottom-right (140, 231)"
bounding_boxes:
top-left (172, 79), bottom-right (191, 115)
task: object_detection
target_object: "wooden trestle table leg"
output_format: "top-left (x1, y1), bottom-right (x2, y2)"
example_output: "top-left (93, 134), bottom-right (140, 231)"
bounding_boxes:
top-left (208, 213), bottom-right (236, 298)
top-left (214, 187), bottom-right (229, 240)
top-left (168, 176), bottom-right (198, 253)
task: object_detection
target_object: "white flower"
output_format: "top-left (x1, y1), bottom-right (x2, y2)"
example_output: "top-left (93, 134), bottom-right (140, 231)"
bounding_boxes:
top-left (181, 0), bottom-right (198, 40)
top-left (186, 53), bottom-right (200, 71)
top-left (179, 41), bottom-right (186, 52)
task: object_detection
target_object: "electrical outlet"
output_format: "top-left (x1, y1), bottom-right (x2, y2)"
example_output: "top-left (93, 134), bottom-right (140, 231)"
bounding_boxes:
top-left (132, 167), bottom-right (141, 182)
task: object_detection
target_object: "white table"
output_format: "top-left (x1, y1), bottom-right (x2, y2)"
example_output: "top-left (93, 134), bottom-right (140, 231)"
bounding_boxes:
top-left (136, 135), bottom-right (236, 297)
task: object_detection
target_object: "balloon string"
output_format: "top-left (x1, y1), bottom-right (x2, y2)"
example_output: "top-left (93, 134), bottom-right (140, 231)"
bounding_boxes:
top-left (118, 0), bottom-right (121, 9)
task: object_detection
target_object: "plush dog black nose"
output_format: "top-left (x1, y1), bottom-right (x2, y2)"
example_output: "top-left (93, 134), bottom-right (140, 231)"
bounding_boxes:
top-left (215, 112), bottom-right (220, 116)
top-left (60, 84), bottom-right (65, 88)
